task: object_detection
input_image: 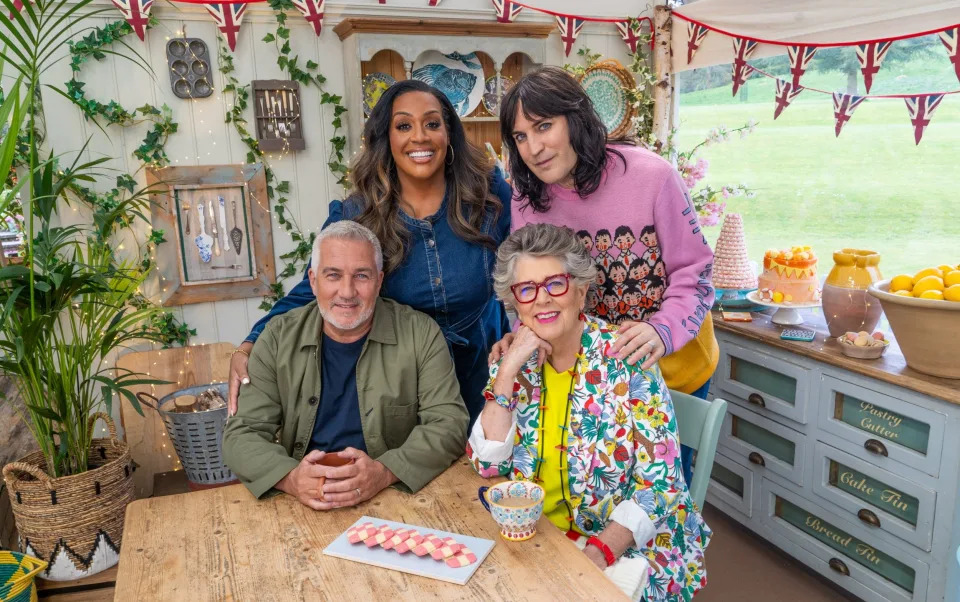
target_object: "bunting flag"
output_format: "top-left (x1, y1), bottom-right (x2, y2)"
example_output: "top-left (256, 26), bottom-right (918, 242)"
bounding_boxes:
top-left (8, 0), bottom-right (26, 17)
top-left (290, 0), bottom-right (323, 36)
top-left (204, 2), bottom-right (247, 52)
top-left (940, 28), bottom-right (959, 84)
top-left (556, 16), bottom-right (585, 57)
top-left (686, 22), bottom-right (709, 65)
top-left (832, 92), bottom-right (866, 137)
top-left (616, 20), bottom-right (642, 55)
top-left (905, 94), bottom-right (944, 144)
top-left (731, 37), bottom-right (758, 96)
top-left (855, 41), bottom-right (893, 94)
top-left (787, 45), bottom-right (817, 88)
top-left (491, 0), bottom-right (522, 23)
top-left (773, 78), bottom-right (803, 119)
top-left (428, 0), bottom-right (442, 4)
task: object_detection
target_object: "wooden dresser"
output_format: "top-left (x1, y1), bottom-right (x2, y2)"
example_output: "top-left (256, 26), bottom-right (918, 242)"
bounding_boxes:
top-left (706, 310), bottom-right (960, 602)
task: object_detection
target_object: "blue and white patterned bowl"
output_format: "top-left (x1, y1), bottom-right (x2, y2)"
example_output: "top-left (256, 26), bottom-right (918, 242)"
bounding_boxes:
top-left (478, 480), bottom-right (544, 541)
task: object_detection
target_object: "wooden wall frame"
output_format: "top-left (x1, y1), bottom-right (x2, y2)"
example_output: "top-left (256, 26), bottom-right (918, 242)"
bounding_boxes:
top-left (147, 163), bottom-right (275, 306)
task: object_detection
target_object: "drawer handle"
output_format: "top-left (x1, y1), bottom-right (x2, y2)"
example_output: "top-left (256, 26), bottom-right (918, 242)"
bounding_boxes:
top-left (857, 508), bottom-right (881, 528)
top-left (828, 558), bottom-right (850, 576)
top-left (747, 393), bottom-right (766, 408)
top-left (864, 439), bottom-right (888, 457)
top-left (747, 452), bottom-right (765, 467)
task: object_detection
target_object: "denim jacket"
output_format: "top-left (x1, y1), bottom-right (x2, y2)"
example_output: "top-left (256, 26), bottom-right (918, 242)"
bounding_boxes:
top-left (246, 170), bottom-right (513, 423)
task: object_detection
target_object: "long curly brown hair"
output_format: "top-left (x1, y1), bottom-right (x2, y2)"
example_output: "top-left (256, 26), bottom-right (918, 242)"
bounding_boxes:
top-left (347, 80), bottom-right (502, 273)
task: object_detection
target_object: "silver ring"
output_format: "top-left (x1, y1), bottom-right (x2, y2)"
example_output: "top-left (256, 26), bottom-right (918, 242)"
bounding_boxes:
top-left (355, 487), bottom-right (361, 497)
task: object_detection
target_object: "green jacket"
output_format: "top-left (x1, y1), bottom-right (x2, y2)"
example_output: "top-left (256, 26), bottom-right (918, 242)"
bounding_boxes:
top-left (223, 298), bottom-right (469, 498)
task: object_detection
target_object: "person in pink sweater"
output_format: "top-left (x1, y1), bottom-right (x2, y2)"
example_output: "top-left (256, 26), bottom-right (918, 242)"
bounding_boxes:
top-left (489, 67), bottom-right (719, 488)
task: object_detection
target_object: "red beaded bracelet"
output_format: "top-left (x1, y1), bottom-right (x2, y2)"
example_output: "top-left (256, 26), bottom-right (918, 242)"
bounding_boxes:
top-left (586, 536), bottom-right (616, 567)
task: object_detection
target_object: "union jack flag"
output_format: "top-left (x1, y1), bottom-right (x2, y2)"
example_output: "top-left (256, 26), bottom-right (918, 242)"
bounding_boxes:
top-left (556, 16), bottom-right (585, 57)
top-left (773, 78), bottom-right (803, 120)
top-left (616, 19), bottom-right (642, 55)
top-left (686, 22), bottom-right (708, 65)
top-left (832, 92), bottom-right (866, 137)
top-left (429, 0), bottom-right (442, 4)
top-left (731, 37), bottom-right (758, 96)
top-left (8, 0), bottom-right (27, 18)
top-left (491, 0), bottom-right (522, 23)
top-left (110, 0), bottom-right (152, 40)
top-left (855, 41), bottom-right (893, 94)
top-left (939, 28), bottom-right (959, 84)
top-left (905, 94), bottom-right (944, 145)
top-left (291, 0), bottom-right (323, 36)
top-left (205, 2), bottom-right (247, 52)
top-left (787, 45), bottom-right (817, 88)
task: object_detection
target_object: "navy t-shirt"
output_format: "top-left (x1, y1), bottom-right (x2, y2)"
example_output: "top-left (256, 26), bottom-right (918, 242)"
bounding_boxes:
top-left (308, 333), bottom-right (368, 453)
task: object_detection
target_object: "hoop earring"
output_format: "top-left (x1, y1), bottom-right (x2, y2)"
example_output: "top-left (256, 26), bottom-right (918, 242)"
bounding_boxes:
top-left (446, 144), bottom-right (455, 165)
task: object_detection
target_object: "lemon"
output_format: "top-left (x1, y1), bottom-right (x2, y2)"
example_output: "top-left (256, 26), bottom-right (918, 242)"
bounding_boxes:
top-left (919, 289), bottom-right (944, 300)
top-left (944, 270), bottom-right (960, 288)
top-left (889, 274), bottom-right (914, 293)
top-left (914, 267), bottom-right (941, 282)
top-left (894, 290), bottom-right (912, 297)
top-left (945, 285), bottom-right (960, 302)
top-left (913, 275), bottom-right (945, 296)
top-left (938, 264), bottom-right (955, 276)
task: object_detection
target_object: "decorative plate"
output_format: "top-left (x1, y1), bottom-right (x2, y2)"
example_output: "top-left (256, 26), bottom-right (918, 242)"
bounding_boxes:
top-left (412, 51), bottom-right (485, 117)
top-left (482, 75), bottom-right (514, 116)
top-left (577, 59), bottom-right (636, 138)
top-left (363, 72), bottom-right (397, 117)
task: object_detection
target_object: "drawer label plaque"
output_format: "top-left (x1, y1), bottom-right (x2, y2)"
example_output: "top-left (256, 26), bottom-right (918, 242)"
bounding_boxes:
top-left (834, 394), bottom-right (930, 454)
top-left (829, 461), bottom-right (919, 526)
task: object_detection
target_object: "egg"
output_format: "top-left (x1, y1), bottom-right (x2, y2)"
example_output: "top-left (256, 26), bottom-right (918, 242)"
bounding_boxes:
top-left (854, 336), bottom-right (870, 347)
top-left (871, 331), bottom-right (884, 341)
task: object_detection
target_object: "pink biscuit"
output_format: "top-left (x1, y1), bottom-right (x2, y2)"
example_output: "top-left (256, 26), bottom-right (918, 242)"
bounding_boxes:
top-left (445, 547), bottom-right (477, 568)
top-left (429, 537), bottom-right (464, 560)
top-left (381, 528), bottom-right (410, 551)
top-left (347, 522), bottom-right (377, 544)
top-left (412, 534), bottom-right (443, 557)
top-left (394, 531), bottom-right (425, 554)
top-left (364, 525), bottom-right (395, 547)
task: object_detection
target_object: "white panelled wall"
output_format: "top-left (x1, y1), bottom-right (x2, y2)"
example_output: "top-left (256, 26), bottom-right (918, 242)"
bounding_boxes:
top-left (44, 0), bottom-right (637, 346)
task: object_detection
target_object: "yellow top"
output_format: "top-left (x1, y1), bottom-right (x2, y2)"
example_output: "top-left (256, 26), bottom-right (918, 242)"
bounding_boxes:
top-left (659, 311), bottom-right (719, 394)
top-left (541, 361), bottom-right (581, 534)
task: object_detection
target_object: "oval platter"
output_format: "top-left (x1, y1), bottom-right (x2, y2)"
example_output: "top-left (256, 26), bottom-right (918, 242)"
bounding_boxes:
top-left (412, 50), bottom-right (485, 117)
top-left (578, 60), bottom-right (636, 138)
top-left (362, 72), bottom-right (397, 117)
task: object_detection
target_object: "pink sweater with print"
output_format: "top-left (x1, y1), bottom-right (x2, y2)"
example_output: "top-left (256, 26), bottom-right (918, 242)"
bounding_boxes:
top-left (512, 144), bottom-right (715, 355)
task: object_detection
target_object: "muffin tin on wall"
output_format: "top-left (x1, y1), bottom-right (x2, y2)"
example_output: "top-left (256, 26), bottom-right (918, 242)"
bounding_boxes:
top-left (166, 38), bottom-right (213, 99)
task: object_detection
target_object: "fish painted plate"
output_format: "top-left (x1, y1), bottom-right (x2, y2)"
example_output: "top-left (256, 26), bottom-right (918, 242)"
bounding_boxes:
top-left (578, 60), bottom-right (636, 138)
top-left (482, 75), bottom-right (514, 116)
top-left (363, 72), bottom-right (397, 117)
top-left (412, 50), bottom-right (485, 117)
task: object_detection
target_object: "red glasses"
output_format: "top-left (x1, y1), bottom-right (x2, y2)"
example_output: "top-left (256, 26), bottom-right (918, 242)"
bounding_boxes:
top-left (509, 273), bottom-right (572, 304)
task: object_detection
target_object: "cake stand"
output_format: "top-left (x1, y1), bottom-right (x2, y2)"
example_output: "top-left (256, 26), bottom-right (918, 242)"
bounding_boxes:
top-left (746, 291), bottom-right (821, 325)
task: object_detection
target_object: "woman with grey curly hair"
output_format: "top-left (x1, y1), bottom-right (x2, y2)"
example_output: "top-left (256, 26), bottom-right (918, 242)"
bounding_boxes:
top-left (468, 224), bottom-right (709, 601)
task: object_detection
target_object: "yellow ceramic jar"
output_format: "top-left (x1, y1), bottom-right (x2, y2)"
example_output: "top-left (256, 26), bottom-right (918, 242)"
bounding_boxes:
top-left (826, 249), bottom-right (883, 289)
top-left (822, 249), bottom-right (884, 337)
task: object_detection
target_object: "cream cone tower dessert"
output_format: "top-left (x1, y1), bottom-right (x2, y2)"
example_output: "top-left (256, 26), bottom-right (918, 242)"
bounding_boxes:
top-left (713, 213), bottom-right (758, 290)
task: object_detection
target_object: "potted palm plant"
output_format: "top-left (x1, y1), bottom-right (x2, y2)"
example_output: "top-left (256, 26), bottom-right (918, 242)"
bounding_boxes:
top-left (0, 0), bottom-right (166, 580)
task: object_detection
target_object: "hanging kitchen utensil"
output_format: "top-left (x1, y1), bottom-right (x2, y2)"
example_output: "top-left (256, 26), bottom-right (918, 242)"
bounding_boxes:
top-left (217, 196), bottom-right (228, 252)
top-left (195, 201), bottom-right (213, 263)
top-left (209, 199), bottom-right (221, 257)
top-left (230, 199), bottom-right (243, 254)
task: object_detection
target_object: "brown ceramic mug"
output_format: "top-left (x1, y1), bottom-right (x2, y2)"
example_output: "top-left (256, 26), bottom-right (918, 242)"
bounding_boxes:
top-left (316, 452), bottom-right (354, 501)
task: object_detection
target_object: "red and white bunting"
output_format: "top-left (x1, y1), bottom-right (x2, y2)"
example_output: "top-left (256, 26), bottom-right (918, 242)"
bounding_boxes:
top-left (731, 37), bottom-right (758, 96)
top-left (905, 94), bottom-right (944, 145)
top-left (428, 0), bottom-right (442, 4)
top-left (773, 78), bottom-right (803, 119)
top-left (111, 0), bottom-right (152, 40)
top-left (787, 45), bottom-right (817, 88)
top-left (686, 22), bottom-right (709, 65)
top-left (491, 0), bottom-right (523, 23)
top-left (556, 16), bottom-right (585, 57)
top-left (855, 41), bottom-right (893, 94)
top-left (832, 92), bottom-right (866, 137)
top-left (290, 0), bottom-right (323, 36)
top-left (8, 0), bottom-right (27, 18)
top-left (204, 2), bottom-right (248, 52)
top-left (616, 19), bottom-right (642, 54)
top-left (940, 28), bottom-right (959, 84)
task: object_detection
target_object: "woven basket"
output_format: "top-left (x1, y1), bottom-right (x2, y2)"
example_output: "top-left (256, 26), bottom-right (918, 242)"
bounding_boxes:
top-left (1, 413), bottom-right (135, 581)
top-left (0, 550), bottom-right (47, 602)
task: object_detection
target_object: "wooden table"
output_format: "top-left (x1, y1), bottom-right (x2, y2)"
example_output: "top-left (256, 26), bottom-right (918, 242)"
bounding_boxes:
top-left (114, 458), bottom-right (628, 601)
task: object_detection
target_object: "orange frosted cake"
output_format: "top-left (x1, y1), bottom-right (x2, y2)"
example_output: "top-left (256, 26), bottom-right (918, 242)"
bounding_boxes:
top-left (758, 246), bottom-right (820, 304)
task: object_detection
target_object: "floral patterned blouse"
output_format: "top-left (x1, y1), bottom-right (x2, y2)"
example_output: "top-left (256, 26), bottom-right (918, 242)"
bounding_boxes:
top-left (466, 315), bottom-right (711, 601)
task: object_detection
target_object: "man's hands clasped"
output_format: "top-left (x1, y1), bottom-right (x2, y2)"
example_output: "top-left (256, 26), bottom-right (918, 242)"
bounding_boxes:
top-left (276, 448), bottom-right (398, 511)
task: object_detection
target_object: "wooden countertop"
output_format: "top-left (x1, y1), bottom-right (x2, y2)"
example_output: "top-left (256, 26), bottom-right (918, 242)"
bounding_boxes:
top-left (114, 459), bottom-right (627, 601)
top-left (712, 310), bottom-right (960, 406)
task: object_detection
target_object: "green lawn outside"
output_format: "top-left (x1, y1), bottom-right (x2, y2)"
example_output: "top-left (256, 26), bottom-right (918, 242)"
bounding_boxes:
top-left (675, 76), bottom-right (960, 279)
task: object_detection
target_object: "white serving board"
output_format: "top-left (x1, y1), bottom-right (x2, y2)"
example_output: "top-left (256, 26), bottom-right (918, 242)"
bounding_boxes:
top-left (322, 516), bottom-right (495, 585)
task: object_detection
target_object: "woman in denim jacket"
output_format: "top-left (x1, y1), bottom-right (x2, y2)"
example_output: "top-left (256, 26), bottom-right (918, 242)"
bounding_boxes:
top-left (229, 80), bottom-right (512, 425)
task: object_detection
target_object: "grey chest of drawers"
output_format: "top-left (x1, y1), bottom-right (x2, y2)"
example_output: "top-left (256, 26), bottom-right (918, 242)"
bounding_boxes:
top-left (707, 315), bottom-right (960, 602)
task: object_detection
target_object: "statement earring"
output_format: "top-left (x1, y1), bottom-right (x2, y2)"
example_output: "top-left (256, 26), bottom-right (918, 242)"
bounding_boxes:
top-left (446, 144), bottom-right (455, 165)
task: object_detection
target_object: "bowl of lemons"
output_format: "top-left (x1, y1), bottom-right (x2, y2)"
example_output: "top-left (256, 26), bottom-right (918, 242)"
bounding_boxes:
top-left (868, 263), bottom-right (960, 379)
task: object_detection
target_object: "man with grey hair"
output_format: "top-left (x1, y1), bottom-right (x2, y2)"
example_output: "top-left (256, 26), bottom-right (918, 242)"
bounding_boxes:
top-left (223, 221), bottom-right (469, 509)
